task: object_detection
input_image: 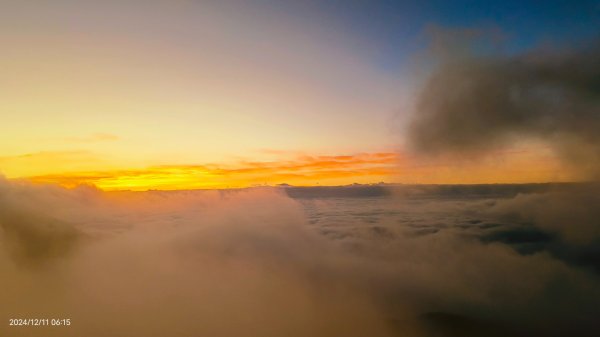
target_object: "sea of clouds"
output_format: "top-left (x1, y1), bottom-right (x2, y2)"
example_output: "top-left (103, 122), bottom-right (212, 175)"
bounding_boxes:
top-left (1, 179), bottom-right (599, 337)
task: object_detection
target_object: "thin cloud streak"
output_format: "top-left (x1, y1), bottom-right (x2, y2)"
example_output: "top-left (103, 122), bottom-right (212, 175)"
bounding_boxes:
top-left (13, 148), bottom-right (577, 189)
top-left (23, 152), bottom-right (399, 190)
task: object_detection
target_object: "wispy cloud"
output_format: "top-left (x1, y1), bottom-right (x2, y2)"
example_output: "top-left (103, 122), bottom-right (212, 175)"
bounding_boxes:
top-left (23, 152), bottom-right (399, 190)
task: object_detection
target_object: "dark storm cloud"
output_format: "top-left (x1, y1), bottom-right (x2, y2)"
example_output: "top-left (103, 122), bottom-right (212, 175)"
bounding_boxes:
top-left (408, 34), bottom-right (600, 178)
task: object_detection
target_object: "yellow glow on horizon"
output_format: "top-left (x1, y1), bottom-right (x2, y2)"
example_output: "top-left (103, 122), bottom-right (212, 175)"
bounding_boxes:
top-left (0, 1), bottom-right (583, 193)
top-left (4, 148), bottom-right (580, 191)
top-left (19, 153), bottom-right (398, 191)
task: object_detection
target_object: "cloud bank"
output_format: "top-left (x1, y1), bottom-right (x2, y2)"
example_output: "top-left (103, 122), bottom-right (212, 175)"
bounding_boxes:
top-left (402, 30), bottom-right (600, 336)
top-left (408, 34), bottom-right (600, 179)
top-left (2, 178), bottom-right (600, 337)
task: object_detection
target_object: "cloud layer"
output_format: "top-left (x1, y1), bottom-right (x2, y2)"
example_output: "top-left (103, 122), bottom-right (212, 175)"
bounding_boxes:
top-left (2, 179), bottom-right (600, 337)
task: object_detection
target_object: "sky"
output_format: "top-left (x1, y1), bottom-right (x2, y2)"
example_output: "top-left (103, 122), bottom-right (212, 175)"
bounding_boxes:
top-left (1, 0), bottom-right (598, 190)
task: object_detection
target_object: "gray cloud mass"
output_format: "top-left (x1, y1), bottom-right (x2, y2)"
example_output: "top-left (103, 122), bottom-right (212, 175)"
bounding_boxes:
top-left (408, 36), bottom-right (600, 178)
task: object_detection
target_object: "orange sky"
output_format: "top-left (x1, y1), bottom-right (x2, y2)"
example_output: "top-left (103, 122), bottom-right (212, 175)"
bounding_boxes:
top-left (19, 152), bottom-right (397, 190)
top-left (0, 1), bottom-right (579, 191)
top-left (3, 147), bottom-right (574, 191)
